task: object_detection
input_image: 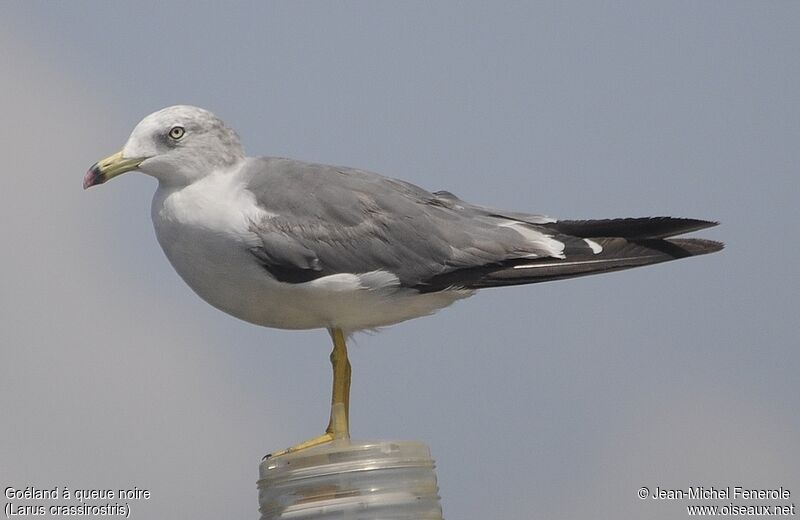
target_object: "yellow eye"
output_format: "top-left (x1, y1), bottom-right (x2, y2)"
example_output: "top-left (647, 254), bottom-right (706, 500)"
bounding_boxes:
top-left (168, 126), bottom-right (185, 140)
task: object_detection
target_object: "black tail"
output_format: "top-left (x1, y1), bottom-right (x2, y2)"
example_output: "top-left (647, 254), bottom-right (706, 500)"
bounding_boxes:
top-left (417, 218), bottom-right (723, 292)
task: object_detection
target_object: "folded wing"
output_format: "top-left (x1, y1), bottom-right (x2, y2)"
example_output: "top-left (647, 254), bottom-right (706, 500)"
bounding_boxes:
top-left (243, 157), bottom-right (722, 290)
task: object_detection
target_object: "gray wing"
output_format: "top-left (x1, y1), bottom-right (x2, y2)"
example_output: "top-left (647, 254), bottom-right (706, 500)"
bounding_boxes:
top-left (242, 157), bottom-right (722, 290)
top-left (241, 157), bottom-right (563, 287)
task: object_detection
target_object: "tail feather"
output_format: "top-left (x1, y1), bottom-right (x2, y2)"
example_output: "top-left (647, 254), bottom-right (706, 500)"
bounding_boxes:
top-left (636, 237), bottom-right (724, 258)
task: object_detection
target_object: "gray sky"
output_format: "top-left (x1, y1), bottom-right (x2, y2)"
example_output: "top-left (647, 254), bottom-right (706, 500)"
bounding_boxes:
top-left (1, 2), bottom-right (798, 519)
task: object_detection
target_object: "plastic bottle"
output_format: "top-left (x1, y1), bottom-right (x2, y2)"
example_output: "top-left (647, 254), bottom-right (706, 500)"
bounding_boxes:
top-left (258, 439), bottom-right (443, 519)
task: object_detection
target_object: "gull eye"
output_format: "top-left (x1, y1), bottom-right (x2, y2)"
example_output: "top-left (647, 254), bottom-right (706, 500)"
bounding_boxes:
top-left (168, 126), bottom-right (185, 140)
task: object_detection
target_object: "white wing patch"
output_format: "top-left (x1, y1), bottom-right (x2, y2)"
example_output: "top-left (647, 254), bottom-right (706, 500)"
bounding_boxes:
top-left (498, 222), bottom-right (566, 258)
top-left (584, 238), bottom-right (603, 254)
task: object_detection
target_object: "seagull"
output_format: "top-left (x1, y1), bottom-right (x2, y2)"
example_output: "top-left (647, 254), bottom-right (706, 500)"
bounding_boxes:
top-left (84, 105), bottom-right (722, 457)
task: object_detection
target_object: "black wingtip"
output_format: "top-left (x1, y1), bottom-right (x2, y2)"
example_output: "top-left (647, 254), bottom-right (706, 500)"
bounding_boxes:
top-left (684, 218), bottom-right (720, 232)
top-left (549, 216), bottom-right (720, 240)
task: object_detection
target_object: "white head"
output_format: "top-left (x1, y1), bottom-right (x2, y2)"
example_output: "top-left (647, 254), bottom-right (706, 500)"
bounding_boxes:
top-left (84, 105), bottom-right (245, 189)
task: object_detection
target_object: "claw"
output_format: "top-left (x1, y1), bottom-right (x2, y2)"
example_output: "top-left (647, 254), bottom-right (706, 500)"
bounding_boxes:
top-left (265, 432), bottom-right (336, 460)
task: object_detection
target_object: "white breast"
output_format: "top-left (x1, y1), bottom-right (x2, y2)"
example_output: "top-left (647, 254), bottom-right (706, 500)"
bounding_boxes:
top-left (150, 173), bottom-right (472, 332)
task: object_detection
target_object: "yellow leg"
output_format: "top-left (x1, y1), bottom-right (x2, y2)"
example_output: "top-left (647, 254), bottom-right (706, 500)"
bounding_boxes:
top-left (266, 328), bottom-right (351, 459)
top-left (325, 327), bottom-right (351, 438)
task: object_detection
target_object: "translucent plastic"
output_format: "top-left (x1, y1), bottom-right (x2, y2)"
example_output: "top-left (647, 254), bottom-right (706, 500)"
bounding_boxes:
top-left (258, 439), bottom-right (443, 519)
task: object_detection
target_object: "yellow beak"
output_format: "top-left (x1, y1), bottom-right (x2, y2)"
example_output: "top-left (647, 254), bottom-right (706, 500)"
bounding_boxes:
top-left (83, 151), bottom-right (145, 189)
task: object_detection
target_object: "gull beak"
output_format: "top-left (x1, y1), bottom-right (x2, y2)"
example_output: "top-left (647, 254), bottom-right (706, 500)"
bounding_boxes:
top-left (84, 151), bottom-right (145, 189)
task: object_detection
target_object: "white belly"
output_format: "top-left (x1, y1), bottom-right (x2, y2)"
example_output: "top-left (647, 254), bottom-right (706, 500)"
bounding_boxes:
top-left (151, 181), bottom-right (472, 332)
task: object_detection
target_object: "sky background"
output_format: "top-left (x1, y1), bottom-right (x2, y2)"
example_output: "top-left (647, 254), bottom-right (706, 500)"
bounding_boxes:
top-left (1, 2), bottom-right (798, 519)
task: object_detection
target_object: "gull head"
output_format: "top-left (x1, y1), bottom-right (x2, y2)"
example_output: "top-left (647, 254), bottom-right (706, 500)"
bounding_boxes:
top-left (84, 105), bottom-right (245, 189)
